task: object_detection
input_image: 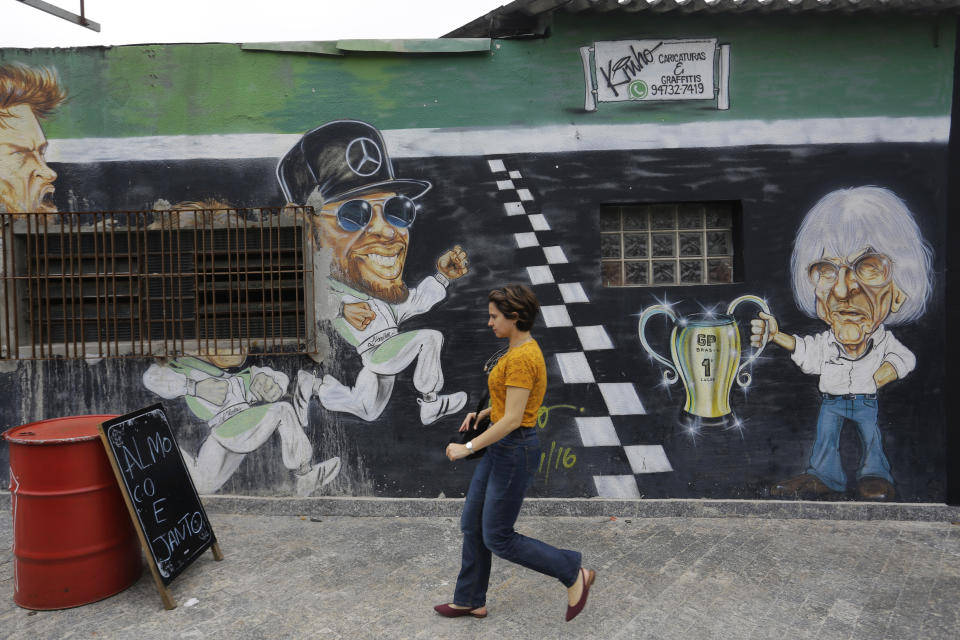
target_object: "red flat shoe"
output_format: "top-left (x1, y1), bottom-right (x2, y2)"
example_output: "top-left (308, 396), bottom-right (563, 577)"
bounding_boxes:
top-left (434, 603), bottom-right (487, 618)
top-left (565, 568), bottom-right (595, 622)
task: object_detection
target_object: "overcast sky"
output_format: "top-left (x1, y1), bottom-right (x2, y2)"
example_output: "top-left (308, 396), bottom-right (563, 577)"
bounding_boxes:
top-left (0, 0), bottom-right (505, 48)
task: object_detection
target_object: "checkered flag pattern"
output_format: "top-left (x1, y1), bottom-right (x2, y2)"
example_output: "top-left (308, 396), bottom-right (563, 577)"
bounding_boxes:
top-left (487, 158), bottom-right (673, 498)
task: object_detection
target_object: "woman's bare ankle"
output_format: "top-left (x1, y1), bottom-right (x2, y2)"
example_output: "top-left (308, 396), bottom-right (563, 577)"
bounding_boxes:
top-left (566, 569), bottom-right (584, 605)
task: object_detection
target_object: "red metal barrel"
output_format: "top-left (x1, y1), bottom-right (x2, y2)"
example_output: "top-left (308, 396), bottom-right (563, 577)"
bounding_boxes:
top-left (4, 415), bottom-right (142, 609)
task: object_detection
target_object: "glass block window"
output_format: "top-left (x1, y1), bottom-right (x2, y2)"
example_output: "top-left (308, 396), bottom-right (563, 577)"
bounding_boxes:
top-left (600, 202), bottom-right (737, 287)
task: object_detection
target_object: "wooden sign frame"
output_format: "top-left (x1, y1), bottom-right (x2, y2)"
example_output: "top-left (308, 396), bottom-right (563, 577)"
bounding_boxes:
top-left (98, 404), bottom-right (223, 609)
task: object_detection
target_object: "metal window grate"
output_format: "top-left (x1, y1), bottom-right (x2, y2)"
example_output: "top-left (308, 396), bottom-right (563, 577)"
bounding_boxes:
top-left (0, 207), bottom-right (316, 360)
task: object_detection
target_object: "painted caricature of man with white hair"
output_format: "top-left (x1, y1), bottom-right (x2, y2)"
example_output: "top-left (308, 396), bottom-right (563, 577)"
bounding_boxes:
top-left (751, 186), bottom-right (933, 501)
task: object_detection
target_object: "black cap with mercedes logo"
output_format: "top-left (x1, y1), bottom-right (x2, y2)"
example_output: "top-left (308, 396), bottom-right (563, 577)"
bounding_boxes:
top-left (276, 119), bottom-right (431, 206)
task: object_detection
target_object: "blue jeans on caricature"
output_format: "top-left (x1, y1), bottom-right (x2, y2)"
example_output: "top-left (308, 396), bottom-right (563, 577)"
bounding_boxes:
top-left (806, 395), bottom-right (894, 492)
top-left (453, 428), bottom-right (581, 608)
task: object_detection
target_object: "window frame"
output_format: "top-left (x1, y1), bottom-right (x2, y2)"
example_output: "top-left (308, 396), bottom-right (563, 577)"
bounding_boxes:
top-left (0, 207), bottom-right (318, 361)
top-left (600, 200), bottom-right (742, 288)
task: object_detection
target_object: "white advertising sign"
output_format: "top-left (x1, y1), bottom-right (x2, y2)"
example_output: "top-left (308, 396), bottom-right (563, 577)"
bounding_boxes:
top-left (580, 38), bottom-right (730, 111)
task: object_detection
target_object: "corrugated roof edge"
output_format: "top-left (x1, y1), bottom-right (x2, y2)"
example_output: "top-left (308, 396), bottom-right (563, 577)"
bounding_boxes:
top-left (445, 0), bottom-right (960, 39)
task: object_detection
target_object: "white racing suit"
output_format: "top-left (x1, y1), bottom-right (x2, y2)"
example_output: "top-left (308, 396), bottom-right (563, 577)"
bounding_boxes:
top-left (320, 274), bottom-right (451, 421)
top-left (143, 357), bottom-right (312, 493)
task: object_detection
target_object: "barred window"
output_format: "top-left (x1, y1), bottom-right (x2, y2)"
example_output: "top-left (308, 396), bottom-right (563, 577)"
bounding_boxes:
top-left (0, 207), bottom-right (316, 360)
top-left (600, 202), bottom-right (739, 287)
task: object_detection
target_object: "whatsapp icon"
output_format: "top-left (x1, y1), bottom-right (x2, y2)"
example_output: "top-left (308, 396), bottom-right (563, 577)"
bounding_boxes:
top-left (629, 80), bottom-right (648, 99)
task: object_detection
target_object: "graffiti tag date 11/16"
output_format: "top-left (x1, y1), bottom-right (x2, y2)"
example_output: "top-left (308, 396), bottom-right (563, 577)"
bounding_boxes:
top-left (535, 404), bottom-right (582, 483)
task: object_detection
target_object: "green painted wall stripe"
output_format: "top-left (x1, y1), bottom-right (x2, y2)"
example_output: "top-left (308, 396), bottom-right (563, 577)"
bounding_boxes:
top-left (1, 12), bottom-right (953, 139)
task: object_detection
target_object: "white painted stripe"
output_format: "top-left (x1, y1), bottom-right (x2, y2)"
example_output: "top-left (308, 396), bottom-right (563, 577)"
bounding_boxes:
top-left (598, 383), bottom-right (645, 415)
top-left (540, 305), bottom-right (572, 328)
top-left (558, 282), bottom-right (589, 304)
top-left (593, 475), bottom-right (641, 499)
top-left (46, 133), bottom-right (300, 163)
top-left (508, 170), bottom-right (522, 179)
top-left (556, 352), bottom-right (595, 384)
top-left (386, 118), bottom-right (950, 156)
top-left (529, 214), bottom-right (550, 231)
top-left (517, 188), bottom-right (534, 201)
top-left (496, 180), bottom-right (515, 190)
top-left (526, 265), bottom-right (554, 285)
top-left (576, 417), bottom-right (621, 447)
top-left (624, 445), bottom-right (674, 474)
top-left (576, 325), bottom-right (613, 351)
top-left (488, 159), bottom-right (506, 172)
top-left (514, 232), bottom-right (539, 248)
top-left (45, 117), bottom-right (950, 163)
top-left (504, 202), bottom-right (525, 216)
top-left (543, 246), bottom-right (568, 264)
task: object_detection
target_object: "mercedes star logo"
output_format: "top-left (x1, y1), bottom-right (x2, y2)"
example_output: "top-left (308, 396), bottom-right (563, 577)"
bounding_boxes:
top-left (345, 137), bottom-right (383, 177)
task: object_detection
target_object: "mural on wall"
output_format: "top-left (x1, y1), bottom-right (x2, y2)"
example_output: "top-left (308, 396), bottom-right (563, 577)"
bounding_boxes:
top-left (0, 15), bottom-right (950, 504)
top-left (637, 186), bottom-right (934, 502)
top-left (276, 120), bottom-right (470, 425)
top-left (142, 355), bottom-right (341, 496)
top-left (0, 63), bottom-right (63, 217)
top-left (751, 187), bottom-right (933, 502)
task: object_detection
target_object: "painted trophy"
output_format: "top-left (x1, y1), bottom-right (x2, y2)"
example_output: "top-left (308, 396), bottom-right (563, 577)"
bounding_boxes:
top-left (638, 295), bottom-right (771, 427)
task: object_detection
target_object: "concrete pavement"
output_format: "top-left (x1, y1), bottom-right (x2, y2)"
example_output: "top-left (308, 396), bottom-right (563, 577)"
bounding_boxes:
top-left (2, 499), bottom-right (959, 639)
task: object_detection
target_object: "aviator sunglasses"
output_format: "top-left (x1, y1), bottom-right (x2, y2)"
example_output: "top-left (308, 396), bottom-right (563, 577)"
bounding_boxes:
top-left (807, 252), bottom-right (892, 288)
top-left (323, 195), bottom-right (418, 232)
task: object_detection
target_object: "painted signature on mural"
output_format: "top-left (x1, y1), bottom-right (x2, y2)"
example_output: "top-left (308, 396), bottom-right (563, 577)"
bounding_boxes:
top-left (599, 42), bottom-right (662, 97)
top-left (535, 403), bottom-right (582, 483)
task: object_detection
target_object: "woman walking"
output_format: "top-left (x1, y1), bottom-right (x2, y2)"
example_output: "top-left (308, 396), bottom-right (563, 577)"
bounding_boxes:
top-left (436, 284), bottom-right (595, 622)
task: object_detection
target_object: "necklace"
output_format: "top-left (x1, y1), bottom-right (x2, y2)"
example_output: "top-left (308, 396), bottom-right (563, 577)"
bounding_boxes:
top-left (483, 346), bottom-right (509, 374)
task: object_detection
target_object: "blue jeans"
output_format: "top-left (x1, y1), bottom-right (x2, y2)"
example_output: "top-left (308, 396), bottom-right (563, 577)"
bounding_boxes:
top-left (453, 427), bottom-right (581, 608)
top-left (807, 394), bottom-right (894, 491)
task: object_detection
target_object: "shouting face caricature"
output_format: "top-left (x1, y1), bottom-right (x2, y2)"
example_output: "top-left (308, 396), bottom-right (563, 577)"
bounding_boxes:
top-left (0, 64), bottom-right (65, 216)
top-left (277, 120), bottom-right (469, 425)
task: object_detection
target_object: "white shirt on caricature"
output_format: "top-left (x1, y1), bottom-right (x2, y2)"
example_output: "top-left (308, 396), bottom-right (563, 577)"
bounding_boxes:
top-left (790, 325), bottom-right (915, 395)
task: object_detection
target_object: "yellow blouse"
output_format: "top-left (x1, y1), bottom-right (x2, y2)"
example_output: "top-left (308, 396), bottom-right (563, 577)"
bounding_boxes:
top-left (488, 339), bottom-right (547, 427)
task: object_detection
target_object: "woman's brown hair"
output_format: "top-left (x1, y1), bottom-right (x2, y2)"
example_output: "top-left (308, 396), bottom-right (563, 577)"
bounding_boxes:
top-left (488, 284), bottom-right (540, 332)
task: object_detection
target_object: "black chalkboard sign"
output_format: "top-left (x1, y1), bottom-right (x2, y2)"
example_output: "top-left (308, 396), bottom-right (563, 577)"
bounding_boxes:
top-left (99, 404), bottom-right (222, 609)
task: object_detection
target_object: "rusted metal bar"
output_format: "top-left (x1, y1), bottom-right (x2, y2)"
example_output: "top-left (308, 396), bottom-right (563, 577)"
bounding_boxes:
top-left (24, 214), bottom-right (38, 358)
top-left (16, 0), bottom-right (101, 32)
top-left (241, 209), bottom-right (251, 355)
top-left (39, 218), bottom-right (51, 358)
top-left (108, 214), bottom-right (120, 356)
top-left (57, 215), bottom-right (71, 358)
top-left (93, 212), bottom-right (105, 357)
top-left (258, 208), bottom-right (268, 354)
top-left (191, 214), bottom-right (200, 356)
top-left (174, 212), bottom-right (184, 356)
top-left (203, 209), bottom-right (212, 358)
top-left (141, 215), bottom-right (152, 356)
top-left (126, 214), bottom-right (136, 355)
top-left (226, 208), bottom-right (236, 355)
top-left (76, 215), bottom-right (86, 357)
top-left (294, 208), bottom-right (303, 349)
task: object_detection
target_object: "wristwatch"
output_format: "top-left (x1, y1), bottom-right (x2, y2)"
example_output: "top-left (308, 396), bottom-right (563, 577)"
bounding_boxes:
top-left (465, 441), bottom-right (475, 451)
